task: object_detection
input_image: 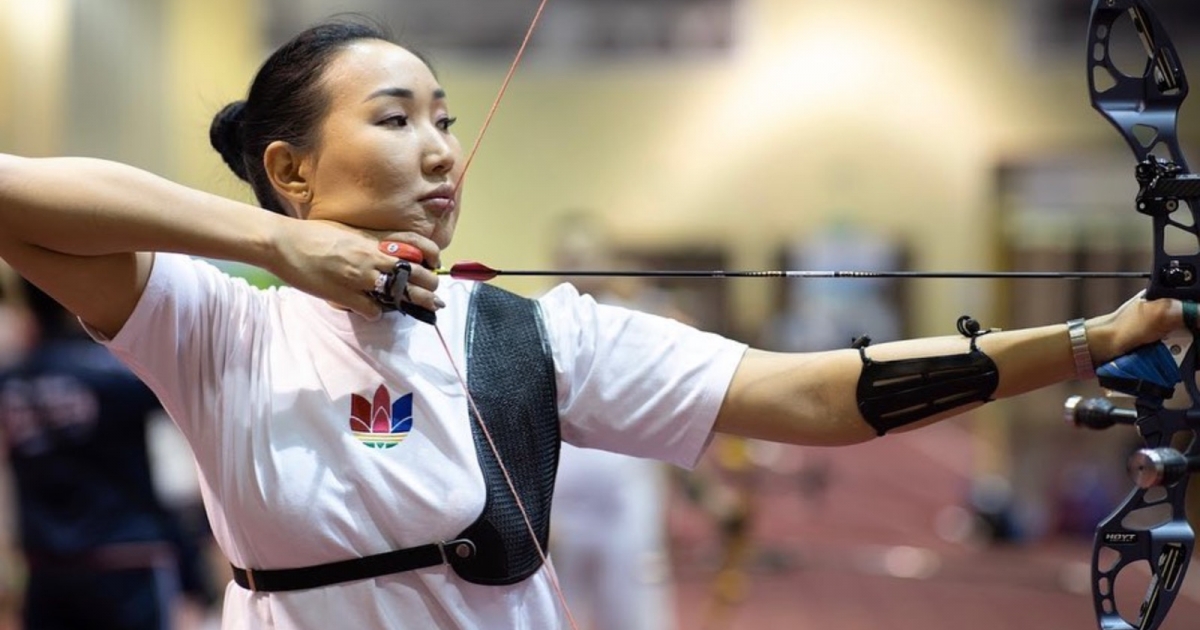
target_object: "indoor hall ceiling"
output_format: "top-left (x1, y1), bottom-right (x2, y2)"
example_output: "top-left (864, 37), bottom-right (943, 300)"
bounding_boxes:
top-left (265, 0), bottom-right (738, 60)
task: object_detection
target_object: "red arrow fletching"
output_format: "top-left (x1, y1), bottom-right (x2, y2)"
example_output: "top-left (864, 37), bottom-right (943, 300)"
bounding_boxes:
top-left (448, 261), bottom-right (500, 282)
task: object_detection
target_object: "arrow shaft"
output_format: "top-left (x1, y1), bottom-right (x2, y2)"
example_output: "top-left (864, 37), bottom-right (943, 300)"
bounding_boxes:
top-left (441, 269), bottom-right (1151, 280)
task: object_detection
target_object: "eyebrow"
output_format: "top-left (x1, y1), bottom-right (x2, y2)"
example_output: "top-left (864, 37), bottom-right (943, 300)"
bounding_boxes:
top-left (364, 87), bottom-right (447, 102)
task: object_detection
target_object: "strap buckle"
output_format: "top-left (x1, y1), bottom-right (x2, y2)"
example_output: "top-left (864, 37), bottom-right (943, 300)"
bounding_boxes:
top-left (437, 538), bottom-right (477, 565)
top-left (244, 567), bottom-right (258, 591)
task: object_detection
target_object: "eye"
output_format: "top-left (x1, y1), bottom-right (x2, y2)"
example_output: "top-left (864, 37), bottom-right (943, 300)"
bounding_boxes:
top-left (438, 116), bottom-right (458, 132)
top-left (380, 114), bottom-right (409, 128)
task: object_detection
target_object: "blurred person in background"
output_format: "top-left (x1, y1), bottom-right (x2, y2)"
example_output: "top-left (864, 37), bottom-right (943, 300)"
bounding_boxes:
top-left (0, 279), bottom-right (215, 630)
top-left (0, 16), bottom-right (1184, 630)
top-left (0, 266), bottom-right (28, 371)
top-left (0, 267), bottom-right (25, 629)
top-left (549, 211), bottom-right (677, 630)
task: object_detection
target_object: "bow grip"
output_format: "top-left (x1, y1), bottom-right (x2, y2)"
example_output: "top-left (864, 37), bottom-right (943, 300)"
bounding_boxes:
top-left (1096, 341), bottom-right (1182, 403)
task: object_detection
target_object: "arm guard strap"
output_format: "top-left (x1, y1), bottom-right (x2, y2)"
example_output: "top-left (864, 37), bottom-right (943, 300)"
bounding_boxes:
top-left (856, 339), bottom-right (999, 436)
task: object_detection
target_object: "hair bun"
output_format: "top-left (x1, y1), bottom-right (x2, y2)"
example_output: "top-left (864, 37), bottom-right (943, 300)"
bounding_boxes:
top-left (210, 101), bottom-right (250, 182)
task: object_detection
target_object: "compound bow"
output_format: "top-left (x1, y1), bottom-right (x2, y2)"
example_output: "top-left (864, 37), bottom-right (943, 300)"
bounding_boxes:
top-left (1065, 1), bottom-right (1200, 628)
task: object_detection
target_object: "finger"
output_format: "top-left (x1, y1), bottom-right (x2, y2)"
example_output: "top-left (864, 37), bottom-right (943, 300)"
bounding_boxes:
top-left (370, 269), bottom-right (392, 297)
top-left (385, 262), bottom-right (443, 311)
top-left (379, 240), bottom-right (423, 263)
top-left (372, 232), bottom-right (441, 269)
top-left (1181, 300), bottom-right (1197, 332)
top-left (340, 293), bottom-right (384, 322)
top-left (402, 284), bottom-right (445, 313)
top-left (385, 261), bottom-right (412, 306)
top-left (406, 264), bottom-right (440, 294)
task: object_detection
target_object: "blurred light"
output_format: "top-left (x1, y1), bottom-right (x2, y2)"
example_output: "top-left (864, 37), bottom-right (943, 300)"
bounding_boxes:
top-left (854, 544), bottom-right (942, 580)
top-left (882, 545), bottom-right (941, 580)
top-left (768, 14), bottom-right (885, 105)
top-left (4, 0), bottom-right (70, 153)
top-left (735, 6), bottom-right (948, 127)
top-left (934, 504), bottom-right (978, 545)
top-left (1057, 560), bottom-right (1093, 596)
top-left (8, 0), bottom-right (69, 55)
top-left (632, 3), bottom-right (988, 221)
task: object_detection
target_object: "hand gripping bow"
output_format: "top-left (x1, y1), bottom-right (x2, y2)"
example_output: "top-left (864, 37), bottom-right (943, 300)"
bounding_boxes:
top-left (1066, 2), bottom-right (1200, 628)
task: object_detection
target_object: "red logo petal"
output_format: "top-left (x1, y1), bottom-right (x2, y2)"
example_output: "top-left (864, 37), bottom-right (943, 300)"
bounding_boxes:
top-left (349, 393), bottom-right (371, 432)
top-left (371, 385), bottom-right (392, 434)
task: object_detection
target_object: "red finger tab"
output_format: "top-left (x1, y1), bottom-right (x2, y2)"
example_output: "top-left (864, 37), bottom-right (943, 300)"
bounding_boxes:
top-left (379, 241), bottom-right (423, 263)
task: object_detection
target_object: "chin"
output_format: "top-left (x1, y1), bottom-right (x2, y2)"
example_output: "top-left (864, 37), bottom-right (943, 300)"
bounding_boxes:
top-left (433, 218), bottom-right (458, 249)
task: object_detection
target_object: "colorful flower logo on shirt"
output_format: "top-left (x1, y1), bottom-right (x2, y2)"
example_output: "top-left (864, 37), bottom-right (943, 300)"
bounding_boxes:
top-left (349, 385), bottom-right (413, 449)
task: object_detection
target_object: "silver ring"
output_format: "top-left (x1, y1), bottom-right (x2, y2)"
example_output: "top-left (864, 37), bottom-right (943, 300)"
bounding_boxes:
top-left (373, 272), bottom-right (390, 295)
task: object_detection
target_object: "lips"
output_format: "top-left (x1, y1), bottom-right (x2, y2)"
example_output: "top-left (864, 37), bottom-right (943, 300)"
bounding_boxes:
top-left (419, 184), bottom-right (457, 214)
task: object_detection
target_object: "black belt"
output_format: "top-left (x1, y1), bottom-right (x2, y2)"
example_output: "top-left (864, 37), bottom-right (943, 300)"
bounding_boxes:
top-left (231, 538), bottom-right (476, 592)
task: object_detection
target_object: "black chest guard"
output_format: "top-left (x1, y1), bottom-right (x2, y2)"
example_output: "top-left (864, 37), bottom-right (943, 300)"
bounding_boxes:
top-left (447, 282), bottom-right (561, 585)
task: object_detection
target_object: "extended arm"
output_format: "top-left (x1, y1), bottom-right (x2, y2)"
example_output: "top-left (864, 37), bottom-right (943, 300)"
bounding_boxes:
top-left (713, 296), bottom-right (1182, 446)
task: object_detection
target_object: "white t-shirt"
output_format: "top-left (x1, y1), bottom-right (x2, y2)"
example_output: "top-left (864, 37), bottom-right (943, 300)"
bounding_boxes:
top-left (93, 253), bottom-right (746, 629)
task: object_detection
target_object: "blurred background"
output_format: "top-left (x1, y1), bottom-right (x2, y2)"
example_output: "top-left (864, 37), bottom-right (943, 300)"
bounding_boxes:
top-left (2, 0), bottom-right (1200, 628)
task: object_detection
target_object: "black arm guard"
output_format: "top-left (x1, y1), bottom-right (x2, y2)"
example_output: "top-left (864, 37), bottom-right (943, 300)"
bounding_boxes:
top-left (856, 339), bottom-right (999, 436)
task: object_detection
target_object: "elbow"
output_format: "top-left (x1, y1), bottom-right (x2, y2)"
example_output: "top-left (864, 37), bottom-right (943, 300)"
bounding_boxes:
top-left (0, 154), bottom-right (28, 222)
top-left (0, 153), bottom-right (25, 185)
top-left (0, 156), bottom-right (17, 238)
top-left (0, 155), bottom-right (37, 255)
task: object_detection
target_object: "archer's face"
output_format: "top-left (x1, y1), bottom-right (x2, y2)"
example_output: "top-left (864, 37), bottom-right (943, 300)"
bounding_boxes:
top-left (302, 40), bottom-right (463, 248)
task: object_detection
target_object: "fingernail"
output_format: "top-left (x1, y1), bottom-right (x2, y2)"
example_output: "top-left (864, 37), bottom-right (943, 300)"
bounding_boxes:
top-left (434, 297), bottom-right (446, 309)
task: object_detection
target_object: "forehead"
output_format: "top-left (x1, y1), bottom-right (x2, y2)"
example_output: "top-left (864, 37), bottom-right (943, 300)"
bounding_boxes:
top-left (320, 39), bottom-right (439, 104)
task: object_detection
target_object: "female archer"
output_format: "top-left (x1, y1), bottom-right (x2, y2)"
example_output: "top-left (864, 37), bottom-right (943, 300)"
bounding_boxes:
top-left (0, 17), bottom-right (1183, 630)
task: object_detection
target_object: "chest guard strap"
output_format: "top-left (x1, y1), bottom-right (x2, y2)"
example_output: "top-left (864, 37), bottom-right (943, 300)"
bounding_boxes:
top-left (447, 283), bottom-right (561, 585)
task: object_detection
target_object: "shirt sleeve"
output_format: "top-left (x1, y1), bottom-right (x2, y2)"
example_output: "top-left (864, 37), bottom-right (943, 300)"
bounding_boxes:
top-left (538, 283), bottom-right (747, 469)
top-left (83, 253), bottom-right (266, 443)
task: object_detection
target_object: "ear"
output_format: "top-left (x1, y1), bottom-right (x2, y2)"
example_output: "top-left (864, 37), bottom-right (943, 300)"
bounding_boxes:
top-left (263, 140), bottom-right (313, 213)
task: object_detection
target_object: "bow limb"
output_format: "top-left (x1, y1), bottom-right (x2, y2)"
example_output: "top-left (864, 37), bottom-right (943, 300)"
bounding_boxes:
top-left (1079, 2), bottom-right (1200, 628)
top-left (1079, 332), bottom-right (1197, 630)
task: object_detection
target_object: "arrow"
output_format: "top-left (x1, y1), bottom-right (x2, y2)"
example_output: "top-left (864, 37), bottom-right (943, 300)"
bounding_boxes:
top-left (441, 261), bottom-right (1152, 283)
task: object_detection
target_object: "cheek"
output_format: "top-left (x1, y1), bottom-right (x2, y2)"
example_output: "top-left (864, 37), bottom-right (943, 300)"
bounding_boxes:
top-left (347, 159), bottom-right (409, 202)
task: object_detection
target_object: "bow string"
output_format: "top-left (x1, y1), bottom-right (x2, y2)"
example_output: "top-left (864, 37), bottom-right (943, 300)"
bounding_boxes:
top-left (435, 2), bottom-right (582, 628)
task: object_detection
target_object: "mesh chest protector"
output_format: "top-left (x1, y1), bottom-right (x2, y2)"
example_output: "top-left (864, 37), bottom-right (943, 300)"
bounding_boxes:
top-left (446, 283), bottom-right (561, 584)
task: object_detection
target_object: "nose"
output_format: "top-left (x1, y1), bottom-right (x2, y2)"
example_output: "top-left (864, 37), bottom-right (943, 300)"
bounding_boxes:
top-left (420, 127), bottom-right (457, 176)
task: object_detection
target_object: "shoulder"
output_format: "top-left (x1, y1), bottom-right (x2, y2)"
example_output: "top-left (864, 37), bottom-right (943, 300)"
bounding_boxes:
top-left (534, 282), bottom-right (598, 324)
top-left (536, 281), bottom-right (587, 307)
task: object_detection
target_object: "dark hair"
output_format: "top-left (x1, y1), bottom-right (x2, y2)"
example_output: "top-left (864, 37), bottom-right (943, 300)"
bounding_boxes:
top-left (209, 18), bottom-right (395, 214)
